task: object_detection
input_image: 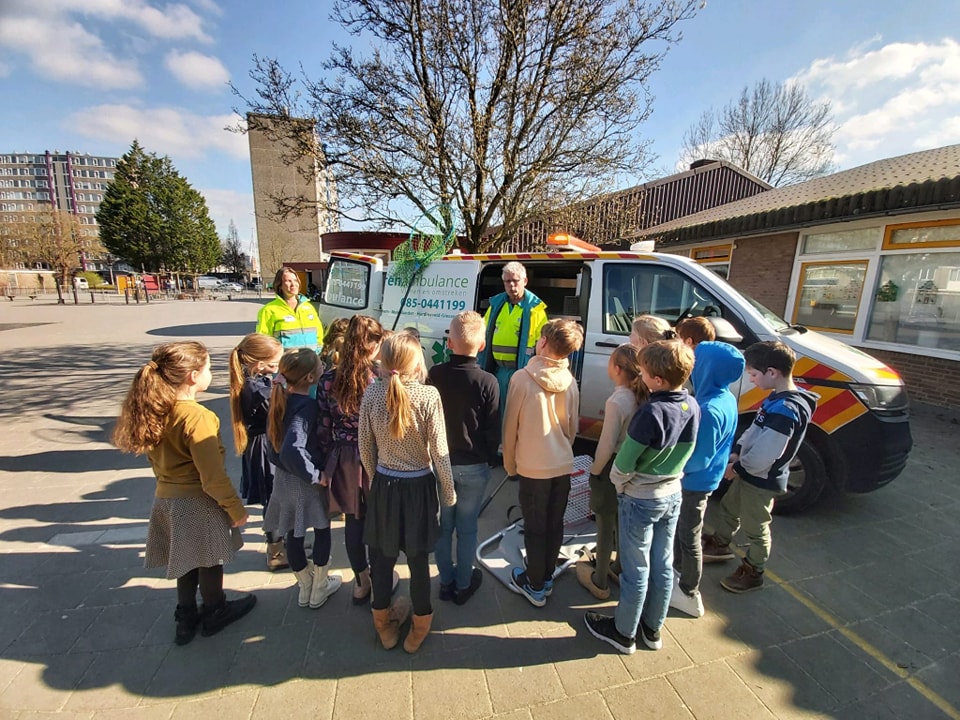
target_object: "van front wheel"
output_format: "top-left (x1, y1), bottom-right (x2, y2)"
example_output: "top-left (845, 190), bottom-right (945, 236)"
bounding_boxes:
top-left (773, 441), bottom-right (827, 515)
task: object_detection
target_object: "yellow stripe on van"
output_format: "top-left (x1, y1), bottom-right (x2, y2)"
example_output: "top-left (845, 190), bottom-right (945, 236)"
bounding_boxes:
top-left (818, 400), bottom-right (868, 433)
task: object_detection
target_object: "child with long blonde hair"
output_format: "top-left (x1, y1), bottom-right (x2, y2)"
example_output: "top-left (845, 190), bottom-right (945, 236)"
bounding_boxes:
top-left (229, 333), bottom-right (285, 570)
top-left (317, 314), bottom-right (385, 604)
top-left (577, 343), bottom-right (648, 599)
top-left (630, 314), bottom-right (676, 347)
top-left (263, 348), bottom-right (342, 609)
top-left (359, 332), bottom-right (455, 653)
top-left (114, 341), bottom-right (255, 646)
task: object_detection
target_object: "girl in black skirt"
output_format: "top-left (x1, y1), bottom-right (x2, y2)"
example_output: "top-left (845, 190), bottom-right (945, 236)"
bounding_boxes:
top-left (359, 332), bottom-right (456, 653)
top-left (229, 333), bottom-right (285, 570)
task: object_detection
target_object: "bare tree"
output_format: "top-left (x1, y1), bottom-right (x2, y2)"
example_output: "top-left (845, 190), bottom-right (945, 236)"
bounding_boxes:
top-left (233, 0), bottom-right (700, 253)
top-left (221, 219), bottom-right (247, 277)
top-left (679, 79), bottom-right (835, 187)
top-left (7, 210), bottom-right (101, 304)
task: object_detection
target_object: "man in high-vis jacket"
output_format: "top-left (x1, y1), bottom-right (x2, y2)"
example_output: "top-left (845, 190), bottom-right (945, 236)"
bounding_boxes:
top-left (256, 267), bottom-right (324, 352)
top-left (481, 261), bottom-right (548, 419)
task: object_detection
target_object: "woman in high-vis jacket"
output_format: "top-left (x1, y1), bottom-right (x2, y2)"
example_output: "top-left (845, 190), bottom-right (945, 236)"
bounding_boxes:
top-left (256, 267), bottom-right (325, 353)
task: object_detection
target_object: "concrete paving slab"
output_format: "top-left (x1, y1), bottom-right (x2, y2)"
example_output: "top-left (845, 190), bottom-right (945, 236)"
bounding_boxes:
top-left (2, 301), bottom-right (959, 719)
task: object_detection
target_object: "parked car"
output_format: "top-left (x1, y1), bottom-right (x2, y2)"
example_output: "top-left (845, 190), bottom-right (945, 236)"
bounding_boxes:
top-left (218, 281), bottom-right (244, 293)
top-left (73, 277), bottom-right (89, 290)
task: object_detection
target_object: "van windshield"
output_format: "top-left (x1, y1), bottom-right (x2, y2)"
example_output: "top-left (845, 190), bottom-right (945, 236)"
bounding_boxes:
top-left (742, 294), bottom-right (792, 332)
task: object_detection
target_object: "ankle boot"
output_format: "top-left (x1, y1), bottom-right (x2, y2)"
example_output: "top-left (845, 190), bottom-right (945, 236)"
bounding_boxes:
top-left (403, 612), bottom-right (434, 654)
top-left (353, 568), bottom-right (372, 605)
top-left (174, 604), bottom-right (200, 646)
top-left (372, 595), bottom-right (411, 649)
top-left (294, 564), bottom-right (314, 607)
top-left (200, 593), bottom-right (257, 637)
top-left (266, 541), bottom-right (289, 571)
top-left (310, 565), bottom-right (343, 609)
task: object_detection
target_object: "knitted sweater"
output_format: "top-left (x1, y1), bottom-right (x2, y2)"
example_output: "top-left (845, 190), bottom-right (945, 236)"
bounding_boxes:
top-left (148, 400), bottom-right (246, 523)
top-left (358, 379), bottom-right (456, 506)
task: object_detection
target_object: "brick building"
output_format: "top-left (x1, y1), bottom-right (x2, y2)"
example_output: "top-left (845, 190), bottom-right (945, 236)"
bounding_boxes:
top-left (638, 144), bottom-right (960, 410)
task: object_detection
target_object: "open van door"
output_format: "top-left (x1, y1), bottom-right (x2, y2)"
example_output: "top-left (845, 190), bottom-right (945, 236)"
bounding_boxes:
top-left (318, 253), bottom-right (384, 327)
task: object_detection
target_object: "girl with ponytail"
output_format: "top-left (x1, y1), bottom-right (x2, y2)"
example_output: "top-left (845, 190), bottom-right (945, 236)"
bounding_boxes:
top-left (263, 348), bottom-right (342, 610)
top-left (228, 333), bottom-right (284, 570)
top-left (359, 332), bottom-right (455, 654)
top-left (114, 341), bottom-right (255, 646)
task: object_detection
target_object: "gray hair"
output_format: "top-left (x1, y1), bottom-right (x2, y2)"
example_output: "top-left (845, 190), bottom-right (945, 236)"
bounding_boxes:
top-left (501, 261), bottom-right (527, 280)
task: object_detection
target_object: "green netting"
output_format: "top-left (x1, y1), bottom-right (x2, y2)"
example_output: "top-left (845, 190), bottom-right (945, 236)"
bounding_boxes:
top-left (389, 205), bottom-right (457, 286)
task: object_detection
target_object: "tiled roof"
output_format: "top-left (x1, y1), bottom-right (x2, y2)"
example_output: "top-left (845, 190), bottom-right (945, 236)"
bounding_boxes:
top-left (637, 144), bottom-right (960, 244)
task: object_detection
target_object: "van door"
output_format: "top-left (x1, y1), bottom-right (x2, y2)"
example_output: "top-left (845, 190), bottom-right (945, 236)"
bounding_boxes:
top-left (581, 258), bottom-right (733, 437)
top-left (318, 254), bottom-right (384, 327)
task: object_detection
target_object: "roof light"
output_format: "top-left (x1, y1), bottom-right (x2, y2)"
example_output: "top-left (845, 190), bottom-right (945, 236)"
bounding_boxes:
top-left (546, 233), bottom-right (602, 252)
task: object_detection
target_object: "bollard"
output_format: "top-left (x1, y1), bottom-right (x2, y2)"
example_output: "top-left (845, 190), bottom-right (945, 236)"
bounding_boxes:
top-left (124, 287), bottom-right (130, 304)
top-left (90, 291), bottom-right (95, 304)
top-left (144, 287), bottom-right (150, 304)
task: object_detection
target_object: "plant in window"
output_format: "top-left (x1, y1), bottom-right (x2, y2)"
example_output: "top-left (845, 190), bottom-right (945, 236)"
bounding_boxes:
top-left (876, 280), bottom-right (899, 302)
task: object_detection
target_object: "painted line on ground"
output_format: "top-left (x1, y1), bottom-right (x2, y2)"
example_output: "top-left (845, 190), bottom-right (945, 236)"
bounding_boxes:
top-left (762, 563), bottom-right (960, 720)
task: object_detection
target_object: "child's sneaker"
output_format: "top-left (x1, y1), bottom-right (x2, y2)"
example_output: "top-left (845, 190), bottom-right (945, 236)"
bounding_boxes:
top-left (669, 575), bottom-right (705, 618)
top-left (584, 611), bottom-right (635, 654)
top-left (638, 619), bottom-right (662, 650)
top-left (701, 533), bottom-right (735, 562)
top-left (543, 576), bottom-right (554, 597)
top-left (510, 567), bottom-right (546, 607)
top-left (720, 558), bottom-right (764, 593)
top-left (439, 581), bottom-right (456, 602)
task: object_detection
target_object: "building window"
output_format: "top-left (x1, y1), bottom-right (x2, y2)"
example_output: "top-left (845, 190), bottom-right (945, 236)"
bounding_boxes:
top-left (866, 251), bottom-right (960, 352)
top-left (883, 219), bottom-right (960, 249)
top-left (803, 227), bottom-right (879, 254)
top-left (793, 261), bottom-right (867, 334)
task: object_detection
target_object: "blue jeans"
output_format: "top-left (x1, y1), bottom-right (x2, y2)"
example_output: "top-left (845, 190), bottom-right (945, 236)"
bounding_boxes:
top-left (614, 492), bottom-right (681, 640)
top-left (434, 464), bottom-right (489, 589)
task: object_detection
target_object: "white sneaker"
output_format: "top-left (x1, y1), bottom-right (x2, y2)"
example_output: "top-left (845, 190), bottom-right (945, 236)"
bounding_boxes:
top-left (669, 575), bottom-right (704, 618)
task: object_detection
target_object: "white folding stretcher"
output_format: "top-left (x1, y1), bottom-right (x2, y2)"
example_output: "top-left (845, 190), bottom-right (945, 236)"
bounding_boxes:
top-left (476, 455), bottom-right (597, 592)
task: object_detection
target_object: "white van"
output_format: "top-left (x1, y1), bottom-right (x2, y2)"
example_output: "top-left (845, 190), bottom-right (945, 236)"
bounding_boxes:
top-left (73, 277), bottom-right (89, 291)
top-left (319, 247), bottom-right (912, 513)
top-left (196, 275), bottom-right (220, 290)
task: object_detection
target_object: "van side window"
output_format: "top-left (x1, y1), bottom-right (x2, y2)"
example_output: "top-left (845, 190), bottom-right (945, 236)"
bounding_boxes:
top-left (324, 259), bottom-right (370, 309)
top-left (603, 263), bottom-right (722, 334)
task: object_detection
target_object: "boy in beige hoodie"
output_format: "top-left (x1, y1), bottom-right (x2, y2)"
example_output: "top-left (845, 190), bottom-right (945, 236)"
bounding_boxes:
top-left (503, 319), bottom-right (583, 607)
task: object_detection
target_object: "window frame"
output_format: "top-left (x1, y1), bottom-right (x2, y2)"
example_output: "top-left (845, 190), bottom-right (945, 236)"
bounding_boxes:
top-left (791, 259), bottom-right (868, 335)
top-left (882, 219), bottom-right (960, 250)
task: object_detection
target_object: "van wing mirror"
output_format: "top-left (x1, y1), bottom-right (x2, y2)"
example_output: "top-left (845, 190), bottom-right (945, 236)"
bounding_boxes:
top-left (707, 317), bottom-right (743, 344)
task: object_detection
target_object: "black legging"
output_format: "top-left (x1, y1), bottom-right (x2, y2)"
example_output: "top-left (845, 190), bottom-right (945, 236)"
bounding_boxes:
top-left (344, 513), bottom-right (368, 574)
top-left (285, 528), bottom-right (332, 572)
top-left (177, 565), bottom-right (224, 608)
top-left (370, 547), bottom-right (431, 616)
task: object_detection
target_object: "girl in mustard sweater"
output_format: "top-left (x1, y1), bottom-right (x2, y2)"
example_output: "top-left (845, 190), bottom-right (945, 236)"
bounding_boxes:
top-left (114, 341), bottom-right (256, 646)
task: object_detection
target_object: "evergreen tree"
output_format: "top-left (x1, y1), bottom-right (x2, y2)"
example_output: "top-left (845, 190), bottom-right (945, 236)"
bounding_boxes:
top-left (97, 140), bottom-right (220, 272)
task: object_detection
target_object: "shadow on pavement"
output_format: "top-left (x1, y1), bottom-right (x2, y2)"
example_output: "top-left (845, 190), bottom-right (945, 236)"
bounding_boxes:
top-left (147, 321), bottom-right (256, 338)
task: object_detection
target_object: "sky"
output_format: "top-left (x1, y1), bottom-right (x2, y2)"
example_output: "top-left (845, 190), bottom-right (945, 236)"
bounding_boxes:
top-left (2, 0), bottom-right (959, 251)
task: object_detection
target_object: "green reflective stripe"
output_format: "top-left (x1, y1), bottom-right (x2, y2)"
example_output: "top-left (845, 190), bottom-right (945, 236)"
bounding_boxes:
top-left (491, 344), bottom-right (516, 354)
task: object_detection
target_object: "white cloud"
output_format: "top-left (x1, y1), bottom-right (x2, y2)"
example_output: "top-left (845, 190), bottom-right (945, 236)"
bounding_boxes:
top-left (0, 0), bottom-right (214, 89)
top-left (0, 15), bottom-right (142, 89)
top-left (67, 104), bottom-right (248, 161)
top-left (165, 49), bottom-right (229, 89)
top-left (791, 38), bottom-right (960, 169)
top-left (202, 188), bottom-right (256, 240)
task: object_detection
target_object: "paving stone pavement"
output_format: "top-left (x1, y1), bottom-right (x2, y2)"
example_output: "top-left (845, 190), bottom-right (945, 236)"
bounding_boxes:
top-left (0, 298), bottom-right (958, 719)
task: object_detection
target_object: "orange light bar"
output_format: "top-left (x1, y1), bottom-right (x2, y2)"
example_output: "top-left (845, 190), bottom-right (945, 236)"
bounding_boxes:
top-left (546, 233), bottom-right (602, 252)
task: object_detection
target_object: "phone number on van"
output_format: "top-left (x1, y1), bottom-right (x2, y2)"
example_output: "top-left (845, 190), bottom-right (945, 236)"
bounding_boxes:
top-left (404, 298), bottom-right (467, 311)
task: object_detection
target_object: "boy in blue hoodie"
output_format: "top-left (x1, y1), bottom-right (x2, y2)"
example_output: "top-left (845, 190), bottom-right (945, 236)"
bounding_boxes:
top-left (669, 342), bottom-right (745, 618)
top-left (702, 341), bottom-right (818, 593)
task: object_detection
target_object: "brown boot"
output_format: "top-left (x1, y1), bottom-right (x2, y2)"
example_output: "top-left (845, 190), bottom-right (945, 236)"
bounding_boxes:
top-left (721, 558), bottom-right (764, 593)
top-left (372, 595), bottom-right (411, 650)
top-left (266, 541), bottom-right (289, 571)
top-left (702, 533), bottom-right (735, 563)
top-left (403, 612), bottom-right (433, 654)
top-left (353, 568), bottom-right (372, 605)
